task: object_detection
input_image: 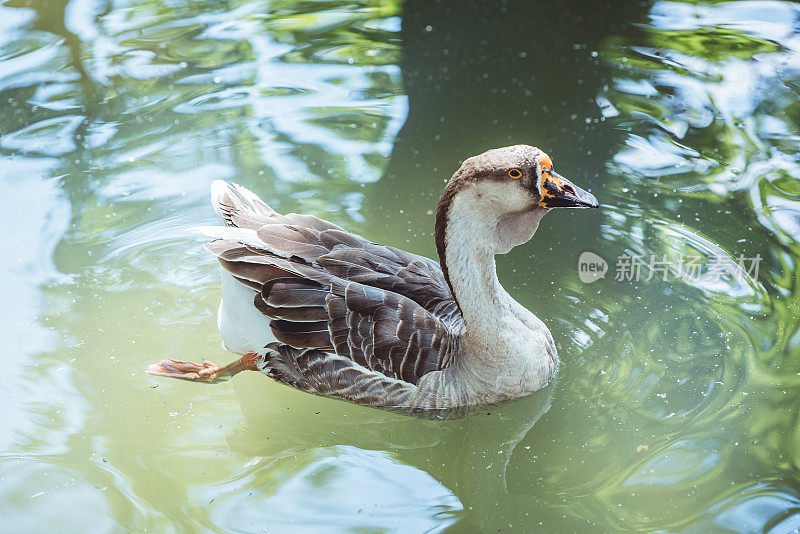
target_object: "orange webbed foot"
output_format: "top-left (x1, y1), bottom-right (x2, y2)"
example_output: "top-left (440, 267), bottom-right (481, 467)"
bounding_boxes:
top-left (146, 359), bottom-right (225, 383)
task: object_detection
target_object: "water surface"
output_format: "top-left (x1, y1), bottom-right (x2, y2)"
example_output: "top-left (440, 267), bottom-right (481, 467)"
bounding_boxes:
top-left (2, 0), bottom-right (800, 532)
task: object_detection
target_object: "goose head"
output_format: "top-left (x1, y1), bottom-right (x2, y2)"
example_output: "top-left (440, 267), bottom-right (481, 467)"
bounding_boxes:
top-left (435, 145), bottom-right (598, 289)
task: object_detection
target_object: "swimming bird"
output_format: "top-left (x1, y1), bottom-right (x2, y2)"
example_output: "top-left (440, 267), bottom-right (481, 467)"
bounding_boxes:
top-left (147, 145), bottom-right (598, 410)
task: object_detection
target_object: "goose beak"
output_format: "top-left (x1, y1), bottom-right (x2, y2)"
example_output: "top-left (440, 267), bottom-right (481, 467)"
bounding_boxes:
top-left (539, 170), bottom-right (599, 209)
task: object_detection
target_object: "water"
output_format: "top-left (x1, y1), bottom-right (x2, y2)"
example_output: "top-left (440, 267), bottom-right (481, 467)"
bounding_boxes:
top-left (1, 0), bottom-right (799, 531)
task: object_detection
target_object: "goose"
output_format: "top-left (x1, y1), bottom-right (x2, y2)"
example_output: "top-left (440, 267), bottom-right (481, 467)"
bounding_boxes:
top-left (147, 145), bottom-right (598, 410)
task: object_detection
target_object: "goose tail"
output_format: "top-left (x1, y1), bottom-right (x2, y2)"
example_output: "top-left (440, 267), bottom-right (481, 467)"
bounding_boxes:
top-left (203, 181), bottom-right (282, 355)
top-left (209, 180), bottom-right (276, 229)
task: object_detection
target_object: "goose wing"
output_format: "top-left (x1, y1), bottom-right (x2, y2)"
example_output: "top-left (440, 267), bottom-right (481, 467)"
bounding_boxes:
top-left (209, 181), bottom-right (461, 324)
top-left (209, 181), bottom-right (460, 324)
top-left (209, 240), bottom-right (458, 385)
top-left (202, 181), bottom-right (463, 386)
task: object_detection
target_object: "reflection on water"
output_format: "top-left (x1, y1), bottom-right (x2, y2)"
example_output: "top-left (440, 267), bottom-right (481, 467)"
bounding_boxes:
top-left (1, 0), bottom-right (800, 531)
top-left (205, 446), bottom-right (462, 532)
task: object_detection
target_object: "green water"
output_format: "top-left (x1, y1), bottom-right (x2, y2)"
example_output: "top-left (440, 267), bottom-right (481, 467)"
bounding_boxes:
top-left (2, 0), bottom-right (800, 531)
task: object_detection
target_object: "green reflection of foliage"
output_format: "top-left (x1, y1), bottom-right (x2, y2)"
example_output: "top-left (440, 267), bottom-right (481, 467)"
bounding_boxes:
top-left (262, 0), bottom-right (401, 66)
top-left (592, 0), bottom-right (800, 529)
top-left (649, 28), bottom-right (783, 62)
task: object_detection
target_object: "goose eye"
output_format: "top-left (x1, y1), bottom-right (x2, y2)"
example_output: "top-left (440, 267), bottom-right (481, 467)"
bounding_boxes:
top-left (508, 168), bottom-right (522, 179)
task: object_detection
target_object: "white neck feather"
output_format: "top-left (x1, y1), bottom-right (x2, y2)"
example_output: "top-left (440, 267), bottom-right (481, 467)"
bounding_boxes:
top-left (443, 188), bottom-right (547, 333)
top-left (445, 209), bottom-right (505, 329)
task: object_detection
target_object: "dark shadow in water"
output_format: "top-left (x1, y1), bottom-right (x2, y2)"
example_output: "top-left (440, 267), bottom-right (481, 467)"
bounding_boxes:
top-left (361, 0), bottom-right (652, 350)
top-left (370, 0), bottom-right (649, 234)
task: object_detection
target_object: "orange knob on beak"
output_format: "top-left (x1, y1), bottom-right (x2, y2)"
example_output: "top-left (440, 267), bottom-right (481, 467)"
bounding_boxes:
top-left (539, 169), bottom-right (599, 209)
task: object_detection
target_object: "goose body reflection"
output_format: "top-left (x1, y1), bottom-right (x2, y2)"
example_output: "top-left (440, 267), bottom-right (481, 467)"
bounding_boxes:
top-left (148, 145), bottom-right (598, 409)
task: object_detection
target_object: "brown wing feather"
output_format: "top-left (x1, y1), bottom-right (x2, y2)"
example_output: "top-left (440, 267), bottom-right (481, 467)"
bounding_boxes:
top-left (260, 344), bottom-right (416, 407)
top-left (204, 181), bottom-right (464, 388)
top-left (207, 239), bottom-right (458, 384)
top-left (211, 186), bottom-right (456, 322)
